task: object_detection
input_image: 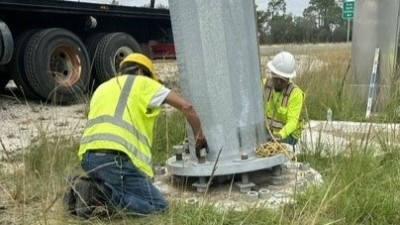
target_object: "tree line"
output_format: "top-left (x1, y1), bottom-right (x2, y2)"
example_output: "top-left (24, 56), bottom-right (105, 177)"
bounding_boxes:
top-left (257, 0), bottom-right (351, 44)
top-left (107, 0), bottom-right (350, 44)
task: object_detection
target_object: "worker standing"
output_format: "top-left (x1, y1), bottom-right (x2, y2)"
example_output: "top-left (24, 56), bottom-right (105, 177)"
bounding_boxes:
top-left (264, 51), bottom-right (305, 148)
top-left (67, 53), bottom-right (207, 218)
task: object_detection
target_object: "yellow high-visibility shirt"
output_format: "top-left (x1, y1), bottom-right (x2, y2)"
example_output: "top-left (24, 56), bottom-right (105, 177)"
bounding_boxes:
top-left (264, 80), bottom-right (305, 139)
top-left (78, 75), bottom-right (164, 177)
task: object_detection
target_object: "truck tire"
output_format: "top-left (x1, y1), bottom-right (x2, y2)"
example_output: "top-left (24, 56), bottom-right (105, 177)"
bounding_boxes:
top-left (0, 32), bottom-right (3, 62)
top-left (9, 29), bottom-right (41, 99)
top-left (24, 28), bottom-right (90, 103)
top-left (94, 32), bottom-right (141, 83)
top-left (0, 20), bottom-right (14, 65)
top-left (84, 32), bottom-right (106, 91)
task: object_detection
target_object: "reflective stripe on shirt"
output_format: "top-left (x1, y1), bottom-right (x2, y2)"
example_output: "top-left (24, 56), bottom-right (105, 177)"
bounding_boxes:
top-left (80, 133), bottom-right (151, 164)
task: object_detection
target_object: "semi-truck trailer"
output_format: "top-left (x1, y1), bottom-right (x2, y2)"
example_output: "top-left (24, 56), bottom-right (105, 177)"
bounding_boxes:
top-left (0, 0), bottom-right (174, 102)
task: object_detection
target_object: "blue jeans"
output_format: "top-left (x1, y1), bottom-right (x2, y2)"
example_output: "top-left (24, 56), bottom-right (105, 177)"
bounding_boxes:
top-left (81, 151), bottom-right (168, 215)
top-left (283, 135), bottom-right (298, 152)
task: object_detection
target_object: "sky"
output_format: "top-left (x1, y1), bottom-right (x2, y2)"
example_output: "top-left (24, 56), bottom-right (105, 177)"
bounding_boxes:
top-left (257, 0), bottom-right (309, 16)
top-left (75, 0), bottom-right (309, 16)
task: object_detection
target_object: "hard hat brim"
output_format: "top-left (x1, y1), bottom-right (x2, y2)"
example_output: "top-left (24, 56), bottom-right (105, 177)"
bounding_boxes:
top-left (120, 53), bottom-right (159, 81)
top-left (267, 61), bottom-right (296, 78)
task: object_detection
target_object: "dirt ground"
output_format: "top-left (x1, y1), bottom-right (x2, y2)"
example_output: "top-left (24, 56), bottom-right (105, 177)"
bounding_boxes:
top-left (0, 43), bottom-right (352, 156)
top-left (0, 51), bottom-right (329, 208)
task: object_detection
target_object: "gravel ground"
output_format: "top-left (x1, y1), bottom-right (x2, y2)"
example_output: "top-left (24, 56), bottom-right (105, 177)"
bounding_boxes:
top-left (2, 43), bottom-right (399, 210)
top-left (0, 53), bottom-right (324, 157)
top-left (0, 42), bottom-right (351, 156)
top-left (0, 49), bottom-right (333, 208)
top-left (0, 90), bottom-right (87, 158)
top-left (0, 60), bottom-right (179, 157)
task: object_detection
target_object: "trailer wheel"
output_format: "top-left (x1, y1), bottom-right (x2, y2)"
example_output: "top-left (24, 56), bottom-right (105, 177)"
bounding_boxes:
top-left (85, 32), bottom-right (106, 91)
top-left (9, 29), bottom-right (41, 99)
top-left (85, 33), bottom-right (106, 62)
top-left (0, 32), bottom-right (3, 61)
top-left (94, 32), bottom-right (141, 83)
top-left (24, 28), bottom-right (90, 103)
top-left (0, 20), bottom-right (14, 65)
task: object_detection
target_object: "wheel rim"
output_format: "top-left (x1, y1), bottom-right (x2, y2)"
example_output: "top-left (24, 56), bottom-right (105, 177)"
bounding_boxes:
top-left (49, 45), bottom-right (81, 87)
top-left (113, 46), bottom-right (133, 73)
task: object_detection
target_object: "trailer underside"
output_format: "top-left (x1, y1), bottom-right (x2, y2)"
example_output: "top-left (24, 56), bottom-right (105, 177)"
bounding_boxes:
top-left (0, 0), bottom-right (175, 102)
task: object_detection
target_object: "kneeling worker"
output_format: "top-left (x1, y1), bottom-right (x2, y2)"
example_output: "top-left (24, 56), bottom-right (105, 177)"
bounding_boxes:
top-left (264, 51), bottom-right (305, 148)
top-left (71, 53), bottom-right (207, 217)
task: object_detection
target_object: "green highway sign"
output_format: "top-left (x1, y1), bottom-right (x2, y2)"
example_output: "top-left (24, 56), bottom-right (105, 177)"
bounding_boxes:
top-left (342, 0), bottom-right (355, 19)
top-left (342, 11), bottom-right (354, 19)
top-left (343, 1), bottom-right (354, 11)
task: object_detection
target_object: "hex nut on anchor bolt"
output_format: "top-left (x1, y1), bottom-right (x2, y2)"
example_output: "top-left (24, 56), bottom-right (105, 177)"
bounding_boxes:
top-left (183, 138), bottom-right (190, 154)
top-left (155, 166), bottom-right (166, 175)
top-left (246, 191), bottom-right (259, 201)
top-left (199, 148), bottom-right (206, 163)
top-left (258, 188), bottom-right (271, 199)
top-left (300, 162), bottom-right (310, 171)
top-left (185, 197), bottom-right (199, 205)
top-left (174, 145), bottom-right (183, 161)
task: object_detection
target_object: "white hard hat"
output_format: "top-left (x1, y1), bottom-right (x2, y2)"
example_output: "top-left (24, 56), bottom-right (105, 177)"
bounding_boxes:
top-left (267, 51), bottom-right (297, 78)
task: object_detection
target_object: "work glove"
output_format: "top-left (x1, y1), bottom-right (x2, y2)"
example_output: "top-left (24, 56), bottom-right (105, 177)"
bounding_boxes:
top-left (195, 138), bottom-right (209, 159)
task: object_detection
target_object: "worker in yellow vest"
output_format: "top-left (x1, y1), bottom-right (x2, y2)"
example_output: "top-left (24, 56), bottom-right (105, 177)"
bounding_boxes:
top-left (69, 53), bottom-right (207, 218)
top-left (264, 51), bottom-right (305, 149)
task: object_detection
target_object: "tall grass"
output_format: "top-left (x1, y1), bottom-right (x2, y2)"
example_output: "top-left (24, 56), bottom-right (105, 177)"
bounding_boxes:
top-left (152, 110), bottom-right (187, 166)
top-left (293, 46), bottom-right (367, 121)
top-left (293, 146), bottom-right (400, 224)
top-left (1, 44), bottom-right (400, 224)
top-left (0, 134), bottom-right (82, 224)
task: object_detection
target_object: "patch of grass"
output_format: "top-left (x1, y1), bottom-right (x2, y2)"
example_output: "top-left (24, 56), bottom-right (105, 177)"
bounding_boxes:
top-left (3, 130), bottom-right (400, 225)
top-left (152, 110), bottom-right (187, 166)
top-left (1, 43), bottom-right (400, 224)
top-left (290, 147), bottom-right (400, 225)
top-left (0, 134), bottom-right (81, 224)
top-left (295, 46), bottom-right (366, 121)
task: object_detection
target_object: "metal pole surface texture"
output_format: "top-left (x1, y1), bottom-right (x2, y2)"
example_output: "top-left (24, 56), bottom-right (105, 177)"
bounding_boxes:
top-left (166, 0), bottom-right (288, 176)
top-left (351, 0), bottom-right (400, 110)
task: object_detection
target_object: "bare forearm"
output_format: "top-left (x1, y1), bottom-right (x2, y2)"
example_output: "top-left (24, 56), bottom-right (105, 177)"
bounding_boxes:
top-left (184, 107), bottom-right (204, 140)
top-left (164, 91), bottom-right (204, 141)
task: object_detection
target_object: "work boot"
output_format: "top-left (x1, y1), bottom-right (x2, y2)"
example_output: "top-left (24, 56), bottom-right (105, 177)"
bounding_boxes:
top-left (64, 175), bottom-right (114, 219)
top-left (74, 177), bottom-right (96, 219)
top-left (90, 180), bottom-right (115, 217)
top-left (63, 174), bottom-right (78, 215)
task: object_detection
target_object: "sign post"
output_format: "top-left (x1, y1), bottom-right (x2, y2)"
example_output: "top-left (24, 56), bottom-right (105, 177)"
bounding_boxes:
top-left (365, 48), bottom-right (380, 119)
top-left (342, 0), bottom-right (355, 42)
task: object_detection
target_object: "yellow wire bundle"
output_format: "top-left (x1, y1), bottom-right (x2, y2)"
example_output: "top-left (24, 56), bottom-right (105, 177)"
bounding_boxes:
top-left (254, 141), bottom-right (290, 157)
